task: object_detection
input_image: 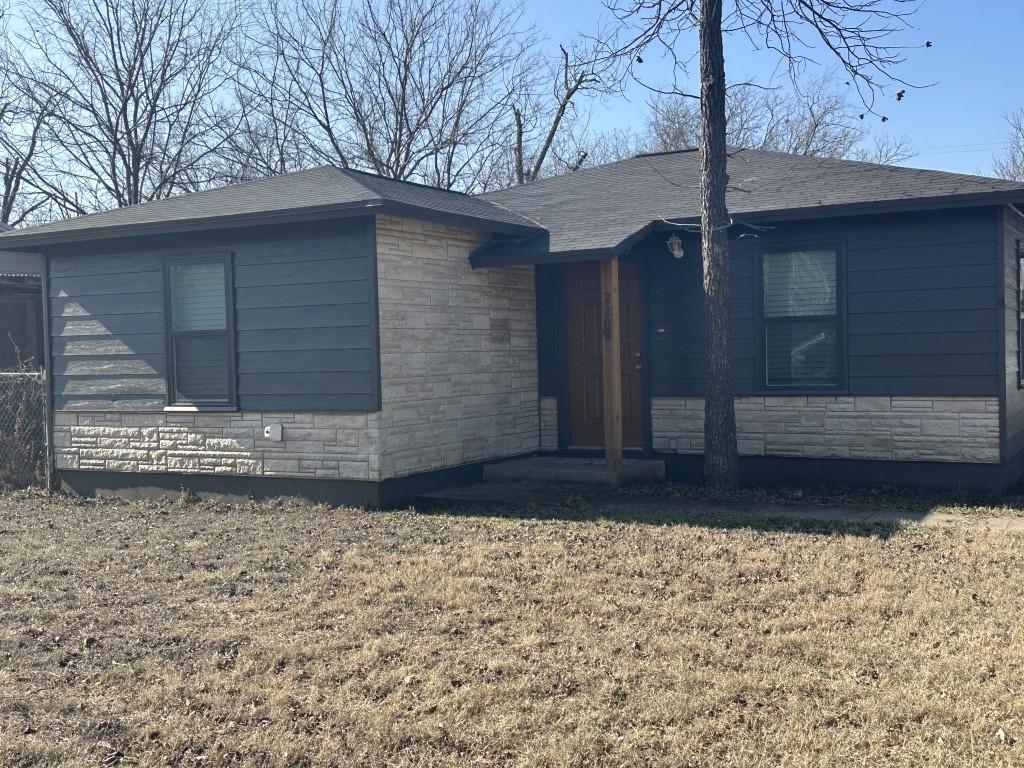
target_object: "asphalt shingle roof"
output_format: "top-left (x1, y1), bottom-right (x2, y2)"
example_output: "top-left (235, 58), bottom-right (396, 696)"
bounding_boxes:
top-left (4, 149), bottom-right (1024, 255)
top-left (0, 165), bottom-right (539, 247)
top-left (482, 148), bottom-right (1024, 255)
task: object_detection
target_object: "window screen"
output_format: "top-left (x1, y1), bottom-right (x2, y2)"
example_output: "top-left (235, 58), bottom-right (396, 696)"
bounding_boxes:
top-left (762, 249), bottom-right (840, 388)
top-left (167, 259), bottom-right (233, 405)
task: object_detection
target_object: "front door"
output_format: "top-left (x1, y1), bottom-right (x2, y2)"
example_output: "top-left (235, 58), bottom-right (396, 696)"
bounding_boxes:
top-left (565, 260), bottom-right (646, 448)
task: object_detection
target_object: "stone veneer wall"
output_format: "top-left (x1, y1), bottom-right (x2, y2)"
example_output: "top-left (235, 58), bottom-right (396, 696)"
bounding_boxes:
top-left (539, 397), bottom-right (558, 452)
top-left (54, 213), bottom-right (540, 484)
top-left (652, 396), bottom-right (1000, 464)
top-left (374, 216), bottom-right (538, 478)
top-left (54, 411), bottom-right (382, 479)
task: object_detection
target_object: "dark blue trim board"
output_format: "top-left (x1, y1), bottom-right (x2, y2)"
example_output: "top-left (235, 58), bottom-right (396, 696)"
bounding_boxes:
top-left (58, 461), bottom-right (490, 510)
top-left (659, 453), bottom-right (1014, 493)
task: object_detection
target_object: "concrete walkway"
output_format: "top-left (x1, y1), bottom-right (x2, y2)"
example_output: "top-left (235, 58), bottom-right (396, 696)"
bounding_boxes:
top-left (417, 481), bottom-right (1024, 531)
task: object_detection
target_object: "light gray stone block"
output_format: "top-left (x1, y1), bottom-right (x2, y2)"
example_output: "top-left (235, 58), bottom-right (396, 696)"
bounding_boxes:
top-left (52, 410), bottom-right (380, 480)
top-left (374, 215), bottom-right (539, 479)
top-left (651, 395), bottom-right (999, 464)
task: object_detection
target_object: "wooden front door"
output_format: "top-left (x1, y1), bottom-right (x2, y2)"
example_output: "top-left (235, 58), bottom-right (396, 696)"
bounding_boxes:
top-left (565, 260), bottom-right (646, 448)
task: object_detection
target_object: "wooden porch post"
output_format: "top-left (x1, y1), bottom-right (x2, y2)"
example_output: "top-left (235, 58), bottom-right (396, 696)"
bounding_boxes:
top-left (600, 257), bottom-right (623, 471)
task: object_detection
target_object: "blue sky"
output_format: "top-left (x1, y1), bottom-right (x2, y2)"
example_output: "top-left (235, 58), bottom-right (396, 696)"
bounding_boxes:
top-left (521, 0), bottom-right (1021, 175)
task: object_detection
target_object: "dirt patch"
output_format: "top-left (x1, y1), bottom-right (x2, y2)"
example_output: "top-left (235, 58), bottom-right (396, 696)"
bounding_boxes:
top-left (1, 490), bottom-right (1022, 766)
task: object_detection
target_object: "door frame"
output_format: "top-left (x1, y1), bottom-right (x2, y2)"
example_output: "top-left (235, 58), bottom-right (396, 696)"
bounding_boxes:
top-left (555, 255), bottom-right (653, 454)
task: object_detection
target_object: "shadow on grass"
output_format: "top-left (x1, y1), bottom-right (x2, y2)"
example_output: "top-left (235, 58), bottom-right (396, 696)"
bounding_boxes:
top-left (413, 478), bottom-right (1024, 538)
top-left (414, 495), bottom-right (907, 539)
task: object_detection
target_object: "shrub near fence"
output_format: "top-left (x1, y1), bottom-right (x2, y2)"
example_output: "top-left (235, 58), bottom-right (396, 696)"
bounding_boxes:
top-left (0, 371), bottom-right (46, 489)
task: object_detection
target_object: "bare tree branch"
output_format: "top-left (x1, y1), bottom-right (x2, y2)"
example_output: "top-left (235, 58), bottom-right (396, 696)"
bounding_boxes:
top-left (11, 0), bottom-right (236, 214)
top-left (516, 43), bottom-right (614, 182)
top-left (850, 131), bottom-right (913, 164)
top-left (605, 0), bottom-right (925, 115)
top-left (0, 1), bottom-right (54, 225)
top-left (994, 110), bottom-right (1024, 182)
top-left (644, 72), bottom-right (913, 161)
top-left (246, 0), bottom-right (535, 191)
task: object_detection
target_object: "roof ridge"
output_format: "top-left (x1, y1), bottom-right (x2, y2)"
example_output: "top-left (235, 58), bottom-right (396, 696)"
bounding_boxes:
top-left (477, 196), bottom-right (546, 229)
top-left (634, 148), bottom-right (699, 158)
top-left (336, 168), bottom-right (544, 228)
top-left (478, 152), bottom-right (658, 199)
top-left (481, 145), bottom-right (1024, 202)
top-left (729, 145), bottom-right (1019, 185)
top-left (49, 164), bottom-right (345, 222)
top-left (340, 167), bottom-right (478, 197)
top-left (153, 164), bottom-right (343, 204)
top-left (0, 164), bottom-right (351, 237)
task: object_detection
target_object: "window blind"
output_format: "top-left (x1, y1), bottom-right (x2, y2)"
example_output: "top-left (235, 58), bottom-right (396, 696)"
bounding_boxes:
top-left (167, 258), bottom-right (233, 406)
top-left (762, 248), bottom-right (840, 388)
top-left (763, 250), bottom-right (837, 318)
top-left (170, 263), bottom-right (227, 332)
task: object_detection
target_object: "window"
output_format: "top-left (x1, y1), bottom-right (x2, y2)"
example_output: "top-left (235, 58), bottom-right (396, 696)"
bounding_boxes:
top-left (0, 292), bottom-right (42, 371)
top-left (165, 257), bottom-right (234, 407)
top-left (761, 248), bottom-right (841, 388)
top-left (1018, 241), bottom-right (1024, 388)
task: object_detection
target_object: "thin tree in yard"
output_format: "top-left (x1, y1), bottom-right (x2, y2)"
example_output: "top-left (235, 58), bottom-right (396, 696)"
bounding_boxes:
top-left (609, 0), bottom-right (922, 490)
top-left (10, 0), bottom-right (237, 215)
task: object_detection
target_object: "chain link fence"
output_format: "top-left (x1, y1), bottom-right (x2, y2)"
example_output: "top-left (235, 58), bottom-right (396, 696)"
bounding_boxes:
top-left (0, 371), bottom-right (47, 489)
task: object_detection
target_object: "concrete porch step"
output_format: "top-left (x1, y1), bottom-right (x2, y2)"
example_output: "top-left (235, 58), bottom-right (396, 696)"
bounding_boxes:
top-left (481, 456), bottom-right (665, 487)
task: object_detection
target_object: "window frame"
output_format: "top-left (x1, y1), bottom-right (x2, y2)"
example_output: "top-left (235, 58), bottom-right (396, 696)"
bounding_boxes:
top-left (755, 241), bottom-right (847, 393)
top-left (163, 252), bottom-right (237, 410)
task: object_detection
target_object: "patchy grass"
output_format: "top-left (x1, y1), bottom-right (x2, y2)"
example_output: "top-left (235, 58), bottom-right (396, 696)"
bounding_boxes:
top-left (1, 490), bottom-right (1023, 767)
top-left (620, 479), bottom-right (1024, 518)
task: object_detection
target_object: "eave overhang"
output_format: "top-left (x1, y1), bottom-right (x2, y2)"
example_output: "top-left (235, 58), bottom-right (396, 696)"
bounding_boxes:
top-left (470, 190), bottom-right (1024, 268)
top-left (0, 199), bottom-right (543, 251)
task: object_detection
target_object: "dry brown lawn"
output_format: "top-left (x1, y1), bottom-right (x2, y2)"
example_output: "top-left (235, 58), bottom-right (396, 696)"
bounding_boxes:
top-left (1, 490), bottom-right (1023, 767)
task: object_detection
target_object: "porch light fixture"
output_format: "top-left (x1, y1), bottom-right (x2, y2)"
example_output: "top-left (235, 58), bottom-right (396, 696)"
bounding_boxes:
top-left (666, 233), bottom-right (685, 260)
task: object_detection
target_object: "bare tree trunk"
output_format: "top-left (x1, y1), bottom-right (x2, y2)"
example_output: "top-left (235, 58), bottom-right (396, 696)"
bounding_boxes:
top-left (698, 0), bottom-right (738, 490)
top-left (607, 0), bottom-right (920, 487)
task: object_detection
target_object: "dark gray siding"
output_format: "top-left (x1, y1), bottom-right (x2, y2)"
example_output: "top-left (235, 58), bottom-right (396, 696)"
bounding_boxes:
top-left (646, 230), bottom-right (759, 396)
top-left (645, 207), bottom-right (1001, 397)
top-left (48, 217), bottom-right (379, 412)
top-left (231, 222), bottom-right (377, 411)
top-left (1001, 206), bottom-right (1024, 465)
top-left (49, 250), bottom-right (167, 410)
